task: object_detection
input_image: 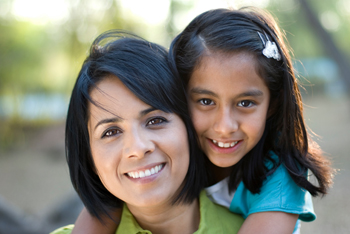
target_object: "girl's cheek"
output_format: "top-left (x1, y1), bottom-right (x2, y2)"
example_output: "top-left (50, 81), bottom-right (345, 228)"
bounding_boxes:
top-left (190, 108), bottom-right (202, 126)
top-left (191, 111), bottom-right (208, 134)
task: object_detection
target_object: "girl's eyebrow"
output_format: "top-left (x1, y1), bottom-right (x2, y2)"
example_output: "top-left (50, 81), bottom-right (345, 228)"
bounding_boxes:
top-left (94, 107), bottom-right (157, 130)
top-left (189, 88), bottom-right (264, 98)
top-left (237, 90), bottom-right (264, 98)
top-left (189, 87), bottom-right (219, 98)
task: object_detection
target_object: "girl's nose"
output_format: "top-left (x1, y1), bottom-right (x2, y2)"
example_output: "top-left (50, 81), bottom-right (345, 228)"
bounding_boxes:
top-left (213, 108), bottom-right (238, 136)
top-left (123, 127), bottom-right (155, 159)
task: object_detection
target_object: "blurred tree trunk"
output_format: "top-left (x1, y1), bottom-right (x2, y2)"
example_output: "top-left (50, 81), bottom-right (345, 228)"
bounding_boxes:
top-left (297, 0), bottom-right (350, 95)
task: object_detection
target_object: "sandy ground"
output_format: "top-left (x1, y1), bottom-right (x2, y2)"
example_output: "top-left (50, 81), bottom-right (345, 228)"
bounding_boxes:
top-left (0, 95), bottom-right (349, 233)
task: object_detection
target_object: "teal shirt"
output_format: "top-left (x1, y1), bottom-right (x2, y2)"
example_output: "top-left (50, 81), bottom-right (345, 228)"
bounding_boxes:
top-left (229, 151), bottom-right (316, 233)
top-left (51, 191), bottom-right (243, 234)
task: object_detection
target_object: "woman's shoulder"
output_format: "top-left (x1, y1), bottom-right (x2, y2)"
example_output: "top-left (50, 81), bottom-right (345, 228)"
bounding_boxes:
top-left (197, 191), bottom-right (243, 233)
top-left (50, 224), bottom-right (74, 234)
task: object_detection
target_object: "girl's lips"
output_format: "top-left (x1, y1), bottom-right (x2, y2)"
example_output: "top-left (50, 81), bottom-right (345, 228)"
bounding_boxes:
top-left (207, 138), bottom-right (242, 153)
top-left (211, 139), bottom-right (239, 148)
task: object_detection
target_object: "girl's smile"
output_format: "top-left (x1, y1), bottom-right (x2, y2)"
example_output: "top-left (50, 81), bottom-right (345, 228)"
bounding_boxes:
top-left (188, 52), bottom-right (270, 171)
top-left (207, 138), bottom-right (242, 154)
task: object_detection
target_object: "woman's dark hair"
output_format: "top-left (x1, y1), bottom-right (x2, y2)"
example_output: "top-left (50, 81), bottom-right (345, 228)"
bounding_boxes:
top-left (169, 7), bottom-right (334, 196)
top-left (66, 30), bottom-right (206, 220)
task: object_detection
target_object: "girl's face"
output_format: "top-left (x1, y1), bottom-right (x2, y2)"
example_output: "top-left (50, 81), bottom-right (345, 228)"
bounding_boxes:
top-left (187, 52), bottom-right (270, 169)
top-left (88, 76), bottom-right (190, 210)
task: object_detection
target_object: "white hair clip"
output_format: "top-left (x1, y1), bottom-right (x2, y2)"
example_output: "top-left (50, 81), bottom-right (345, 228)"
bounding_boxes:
top-left (257, 31), bottom-right (281, 61)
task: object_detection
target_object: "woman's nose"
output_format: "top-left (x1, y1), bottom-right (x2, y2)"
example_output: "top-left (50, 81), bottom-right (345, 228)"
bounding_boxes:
top-left (213, 108), bottom-right (238, 136)
top-left (123, 127), bottom-right (155, 159)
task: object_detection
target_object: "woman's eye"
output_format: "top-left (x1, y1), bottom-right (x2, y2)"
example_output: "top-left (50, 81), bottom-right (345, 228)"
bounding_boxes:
top-left (147, 117), bottom-right (166, 126)
top-left (199, 99), bottom-right (214, 106)
top-left (238, 100), bottom-right (254, 107)
top-left (103, 129), bottom-right (121, 138)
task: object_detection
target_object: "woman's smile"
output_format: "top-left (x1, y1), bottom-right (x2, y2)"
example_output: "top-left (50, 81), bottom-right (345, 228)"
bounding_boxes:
top-left (126, 163), bottom-right (165, 179)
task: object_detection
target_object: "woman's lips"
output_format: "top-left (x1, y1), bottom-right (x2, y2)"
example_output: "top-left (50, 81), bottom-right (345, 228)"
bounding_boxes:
top-left (126, 163), bottom-right (165, 179)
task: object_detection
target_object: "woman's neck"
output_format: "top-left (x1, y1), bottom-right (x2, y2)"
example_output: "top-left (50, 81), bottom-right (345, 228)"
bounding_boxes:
top-left (127, 198), bottom-right (200, 234)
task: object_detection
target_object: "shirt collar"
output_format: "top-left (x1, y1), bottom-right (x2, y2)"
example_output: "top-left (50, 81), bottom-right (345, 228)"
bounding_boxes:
top-left (116, 190), bottom-right (233, 234)
top-left (116, 203), bottom-right (152, 234)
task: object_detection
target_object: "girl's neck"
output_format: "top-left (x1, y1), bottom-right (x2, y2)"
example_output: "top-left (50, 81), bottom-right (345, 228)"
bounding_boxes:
top-left (208, 162), bottom-right (233, 185)
top-left (127, 199), bottom-right (200, 234)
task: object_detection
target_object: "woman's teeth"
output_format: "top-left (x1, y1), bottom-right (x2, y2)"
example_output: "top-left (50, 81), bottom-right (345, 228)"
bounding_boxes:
top-left (212, 139), bottom-right (238, 148)
top-left (127, 164), bottom-right (163, 178)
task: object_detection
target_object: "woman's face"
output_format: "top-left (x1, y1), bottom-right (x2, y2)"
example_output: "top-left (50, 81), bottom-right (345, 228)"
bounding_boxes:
top-left (88, 76), bottom-right (190, 210)
top-left (187, 52), bottom-right (270, 169)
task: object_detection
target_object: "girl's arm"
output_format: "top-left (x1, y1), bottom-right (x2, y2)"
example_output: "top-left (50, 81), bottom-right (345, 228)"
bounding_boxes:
top-left (237, 211), bottom-right (298, 234)
top-left (71, 207), bottom-right (121, 234)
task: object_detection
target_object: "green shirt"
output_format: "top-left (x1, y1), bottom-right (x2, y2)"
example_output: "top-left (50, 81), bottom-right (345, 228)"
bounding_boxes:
top-left (51, 191), bottom-right (243, 234)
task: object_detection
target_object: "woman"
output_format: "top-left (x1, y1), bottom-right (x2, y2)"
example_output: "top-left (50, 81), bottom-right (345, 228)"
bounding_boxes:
top-left (51, 30), bottom-right (243, 234)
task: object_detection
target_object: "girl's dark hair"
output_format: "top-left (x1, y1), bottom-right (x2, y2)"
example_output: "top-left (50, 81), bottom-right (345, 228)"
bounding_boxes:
top-left (169, 7), bottom-right (334, 196)
top-left (66, 30), bottom-right (206, 220)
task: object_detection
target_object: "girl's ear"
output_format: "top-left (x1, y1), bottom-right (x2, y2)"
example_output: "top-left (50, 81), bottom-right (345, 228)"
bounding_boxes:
top-left (266, 90), bottom-right (281, 119)
top-left (267, 106), bottom-right (274, 119)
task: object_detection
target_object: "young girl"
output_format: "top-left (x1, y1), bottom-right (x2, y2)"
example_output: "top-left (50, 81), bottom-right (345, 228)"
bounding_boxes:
top-left (51, 31), bottom-right (243, 234)
top-left (72, 7), bottom-right (334, 234)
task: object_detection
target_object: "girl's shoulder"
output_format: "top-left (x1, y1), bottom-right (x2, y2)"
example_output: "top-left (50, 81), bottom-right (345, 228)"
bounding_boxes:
top-left (230, 151), bottom-right (316, 222)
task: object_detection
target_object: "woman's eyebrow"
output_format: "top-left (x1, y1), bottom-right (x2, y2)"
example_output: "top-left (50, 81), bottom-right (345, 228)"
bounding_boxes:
top-left (94, 107), bottom-right (157, 130)
top-left (139, 107), bottom-right (157, 117)
top-left (189, 87), bottom-right (218, 98)
top-left (94, 116), bottom-right (122, 130)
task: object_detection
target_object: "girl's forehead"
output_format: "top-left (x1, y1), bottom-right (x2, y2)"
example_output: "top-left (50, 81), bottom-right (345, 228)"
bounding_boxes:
top-left (192, 52), bottom-right (258, 78)
top-left (188, 52), bottom-right (268, 96)
top-left (195, 51), bottom-right (258, 71)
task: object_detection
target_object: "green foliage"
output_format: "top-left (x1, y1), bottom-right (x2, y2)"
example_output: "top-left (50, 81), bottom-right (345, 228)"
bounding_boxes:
top-left (0, 22), bottom-right (47, 93)
top-left (0, 0), bottom-right (349, 148)
top-left (267, 0), bottom-right (350, 59)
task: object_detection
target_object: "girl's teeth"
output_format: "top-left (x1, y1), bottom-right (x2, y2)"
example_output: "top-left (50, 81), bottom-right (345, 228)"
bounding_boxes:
top-left (127, 164), bottom-right (163, 178)
top-left (212, 140), bottom-right (238, 148)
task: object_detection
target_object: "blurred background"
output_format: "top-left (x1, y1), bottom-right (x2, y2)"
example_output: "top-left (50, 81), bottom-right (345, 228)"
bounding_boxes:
top-left (0, 0), bottom-right (349, 233)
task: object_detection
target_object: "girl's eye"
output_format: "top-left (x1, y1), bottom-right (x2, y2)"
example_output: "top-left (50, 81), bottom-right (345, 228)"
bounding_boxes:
top-left (103, 128), bottom-right (121, 138)
top-left (199, 98), bottom-right (214, 106)
top-left (147, 117), bottom-right (166, 126)
top-left (238, 100), bottom-right (254, 107)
